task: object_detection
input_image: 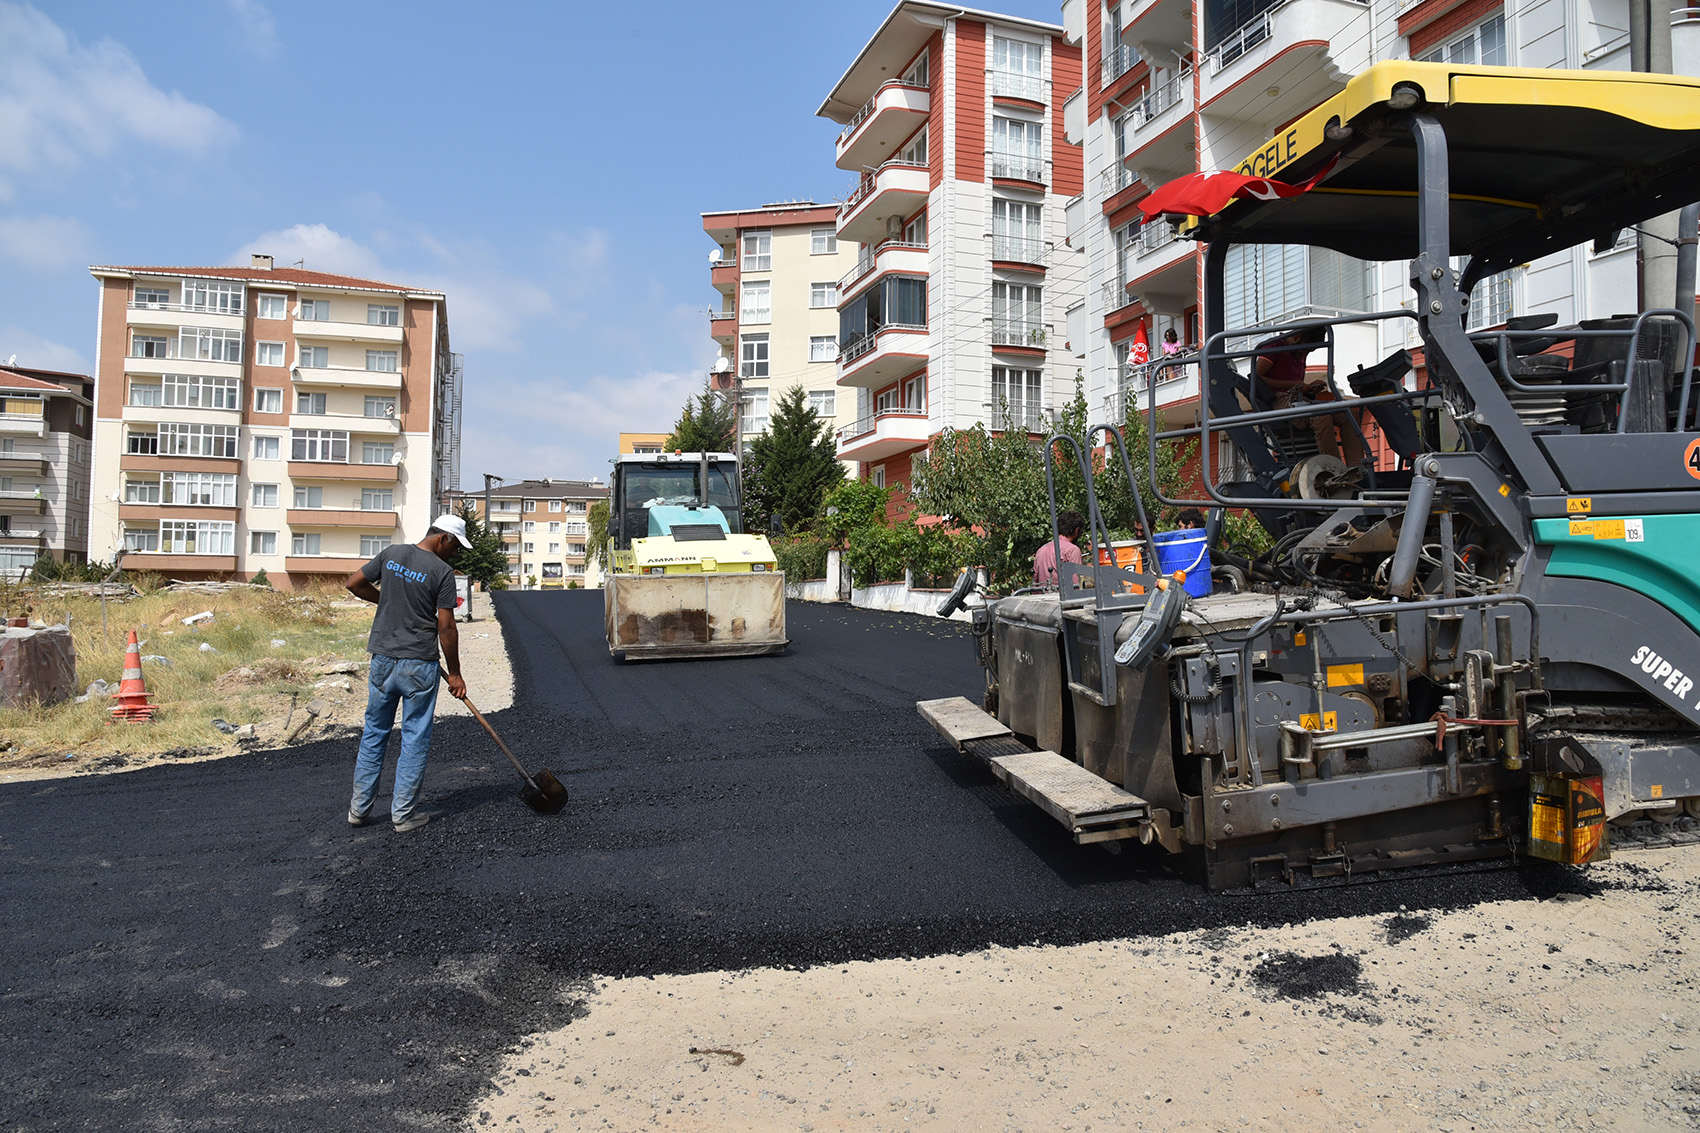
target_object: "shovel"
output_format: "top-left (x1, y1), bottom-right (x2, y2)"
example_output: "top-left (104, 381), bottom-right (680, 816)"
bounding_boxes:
top-left (463, 697), bottom-right (568, 815)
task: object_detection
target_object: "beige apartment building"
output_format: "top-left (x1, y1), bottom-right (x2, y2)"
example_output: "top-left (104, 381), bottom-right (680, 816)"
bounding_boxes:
top-left (88, 256), bottom-right (461, 588)
top-left (448, 478), bottom-right (607, 589)
top-left (0, 364), bottom-right (94, 574)
top-left (701, 202), bottom-right (859, 443)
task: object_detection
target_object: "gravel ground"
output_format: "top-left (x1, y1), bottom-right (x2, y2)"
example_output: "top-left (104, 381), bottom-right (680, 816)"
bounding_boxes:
top-left (2, 591), bottom-right (1694, 1132)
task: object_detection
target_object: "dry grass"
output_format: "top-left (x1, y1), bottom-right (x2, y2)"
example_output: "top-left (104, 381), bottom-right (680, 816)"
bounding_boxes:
top-left (0, 583), bottom-right (375, 763)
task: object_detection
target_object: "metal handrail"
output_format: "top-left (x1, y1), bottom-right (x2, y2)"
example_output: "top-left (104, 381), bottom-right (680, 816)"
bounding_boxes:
top-left (708, 309), bottom-right (736, 323)
top-left (126, 301), bottom-right (245, 316)
top-left (991, 320), bottom-right (1047, 348)
top-left (1100, 43), bottom-right (1139, 86)
top-left (1208, 0), bottom-right (1369, 73)
top-left (992, 234), bottom-right (1044, 263)
top-left (991, 69), bottom-right (1045, 100)
top-left (839, 158), bottom-right (928, 216)
top-left (837, 79), bottom-right (928, 145)
top-left (990, 153), bottom-right (1045, 182)
top-left (839, 240), bottom-right (928, 292)
top-left (1101, 164), bottom-right (1138, 195)
top-left (840, 322), bottom-right (928, 365)
top-left (1133, 67), bottom-right (1191, 126)
top-left (985, 401), bottom-right (1053, 433)
top-left (1137, 221), bottom-right (1179, 255)
top-left (837, 406), bottom-right (927, 443)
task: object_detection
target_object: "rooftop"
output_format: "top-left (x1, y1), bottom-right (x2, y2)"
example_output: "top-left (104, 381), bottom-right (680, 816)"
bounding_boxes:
top-left (90, 263), bottom-right (445, 299)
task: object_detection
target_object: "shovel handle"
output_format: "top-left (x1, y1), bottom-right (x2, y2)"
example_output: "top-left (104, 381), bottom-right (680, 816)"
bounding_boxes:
top-left (463, 697), bottom-right (539, 792)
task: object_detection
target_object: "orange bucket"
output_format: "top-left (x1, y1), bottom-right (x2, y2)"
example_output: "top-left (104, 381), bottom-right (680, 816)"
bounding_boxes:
top-left (1098, 541), bottom-right (1145, 594)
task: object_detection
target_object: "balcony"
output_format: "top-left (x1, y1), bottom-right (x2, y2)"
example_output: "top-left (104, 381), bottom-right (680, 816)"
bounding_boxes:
top-left (120, 551), bottom-right (238, 572)
top-left (991, 320), bottom-right (1049, 354)
top-left (1122, 0), bottom-right (1194, 57)
top-left (837, 159), bottom-right (930, 246)
top-left (1200, 0), bottom-right (1371, 124)
top-left (125, 303), bottom-right (243, 330)
top-left (288, 411), bottom-right (402, 434)
top-left (836, 325), bottom-right (928, 389)
top-left (709, 308), bottom-right (737, 346)
top-left (710, 260), bottom-right (738, 294)
top-left (0, 408), bottom-right (45, 437)
top-left (991, 234), bottom-right (1046, 268)
top-left (836, 81), bottom-right (930, 172)
top-left (839, 240), bottom-right (929, 299)
top-left (287, 461), bottom-right (400, 482)
top-left (990, 150), bottom-right (1045, 186)
top-left (0, 453), bottom-right (50, 476)
top-left (118, 503), bottom-right (241, 523)
top-left (991, 68), bottom-right (1045, 104)
top-left (292, 319), bottom-right (405, 345)
top-left (1100, 43), bottom-right (1141, 93)
top-left (1124, 238), bottom-right (1197, 314)
top-left (290, 364), bottom-right (404, 391)
top-left (835, 407), bottom-right (930, 461)
top-left (0, 529), bottom-right (45, 547)
top-left (0, 494), bottom-right (46, 516)
top-left (984, 401), bottom-right (1054, 434)
top-left (1122, 73), bottom-right (1195, 183)
top-left (286, 508), bottom-right (399, 529)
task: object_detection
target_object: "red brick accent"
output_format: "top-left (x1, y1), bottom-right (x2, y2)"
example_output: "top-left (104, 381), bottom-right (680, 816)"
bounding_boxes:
top-left (956, 21), bottom-right (986, 182)
top-left (1051, 38), bottom-right (1084, 196)
top-left (924, 31), bottom-right (945, 189)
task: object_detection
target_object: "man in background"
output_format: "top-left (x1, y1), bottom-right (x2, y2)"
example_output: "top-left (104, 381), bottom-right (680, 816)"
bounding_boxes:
top-left (1033, 510), bottom-right (1086, 588)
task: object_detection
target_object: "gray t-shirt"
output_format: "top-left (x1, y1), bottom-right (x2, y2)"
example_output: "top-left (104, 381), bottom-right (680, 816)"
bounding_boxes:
top-left (361, 543), bottom-right (458, 662)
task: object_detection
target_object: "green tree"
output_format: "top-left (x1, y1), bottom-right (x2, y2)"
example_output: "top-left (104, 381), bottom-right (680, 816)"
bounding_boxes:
top-left (663, 383), bottom-right (737, 453)
top-left (586, 498), bottom-right (611, 569)
top-left (744, 385), bottom-right (845, 534)
top-left (454, 500), bottom-right (510, 591)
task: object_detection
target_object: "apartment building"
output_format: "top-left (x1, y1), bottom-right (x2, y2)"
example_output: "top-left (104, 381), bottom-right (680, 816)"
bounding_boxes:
top-left (618, 432), bottom-right (668, 454)
top-left (449, 478), bottom-right (607, 589)
top-left (818, 3), bottom-right (1087, 510)
top-left (702, 202), bottom-right (860, 446)
top-left (0, 365), bottom-right (93, 574)
top-left (88, 255), bottom-right (461, 589)
top-left (1064, 0), bottom-right (1697, 453)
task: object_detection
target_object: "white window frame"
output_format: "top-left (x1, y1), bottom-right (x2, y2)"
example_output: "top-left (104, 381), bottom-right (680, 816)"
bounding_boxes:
top-left (361, 441), bottom-right (395, 464)
top-left (367, 304), bottom-right (400, 326)
top-left (810, 281), bottom-right (838, 309)
top-left (808, 389), bottom-right (836, 417)
top-left (298, 345), bottom-right (329, 369)
top-left (292, 532), bottom-right (322, 555)
top-left (128, 381), bottom-right (162, 407)
top-left (742, 229), bottom-right (772, 271)
top-left (293, 485), bottom-right (324, 508)
top-left (298, 298), bottom-right (330, 321)
top-left (163, 373), bottom-right (241, 409)
top-left (252, 483), bottom-right (278, 508)
top-left (363, 396), bottom-right (397, 418)
top-left (250, 531), bottom-right (277, 555)
top-left (291, 429), bottom-right (349, 462)
top-left (1417, 12), bottom-right (1507, 66)
top-left (365, 350), bottom-right (399, 373)
top-left (256, 341), bottom-right (285, 367)
top-left (811, 229), bottom-right (838, 255)
top-left (360, 535), bottom-right (393, 556)
top-left (295, 391), bottom-right (328, 415)
top-left (252, 435), bottom-right (281, 460)
top-left (740, 333), bottom-right (769, 379)
top-left (360, 488), bottom-right (394, 511)
top-left (160, 519), bottom-right (235, 555)
top-left (810, 336), bottom-right (838, 363)
top-left (254, 387), bottom-right (282, 414)
top-left (256, 293), bottom-right (288, 319)
top-left (741, 280), bottom-right (771, 324)
top-left (123, 477), bottom-right (161, 504)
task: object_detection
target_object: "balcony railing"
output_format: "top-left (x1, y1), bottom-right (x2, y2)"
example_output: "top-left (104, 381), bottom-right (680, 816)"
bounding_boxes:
top-left (1101, 164), bottom-right (1138, 196)
top-left (991, 69), bottom-right (1045, 100)
top-left (1133, 67), bottom-right (1191, 127)
top-left (839, 322), bottom-right (928, 365)
top-left (1208, 11), bottom-right (1272, 72)
top-left (840, 157), bottom-right (929, 216)
top-left (991, 320), bottom-right (1048, 348)
top-left (1100, 43), bottom-right (1140, 86)
top-left (984, 401), bottom-right (1053, 433)
top-left (990, 152), bottom-right (1045, 183)
top-left (991, 234), bottom-right (1045, 264)
top-left (839, 240), bottom-right (928, 292)
top-left (126, 301), bottom-right (244, 316)
top-left (837, 406), bottom-right (927, 443)
top-left (838, 79), bottom-right (926, 144)
top-left (1137, 221), bottom-right (1179, 255)
top-left (708, 309), bottom-right (735, 323)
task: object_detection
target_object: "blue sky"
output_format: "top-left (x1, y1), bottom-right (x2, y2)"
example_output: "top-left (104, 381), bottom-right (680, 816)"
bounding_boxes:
top-left (0, 0), bottom-right (1061, 484)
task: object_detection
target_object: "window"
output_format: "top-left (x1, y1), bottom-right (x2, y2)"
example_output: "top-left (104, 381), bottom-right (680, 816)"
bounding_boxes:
top-left (548, 542), bottom-right (561, 554)
top-left (250, 531), bottom-right (277, 555)
top-left (252, 435), bottom-right (280, 460)
top-left (164, 374), bottom-right (240, 409)
top-left (162, 471), bottom-right (237, 506)
top-left (991, 117), bottom-right (1044, 182)
top-left (255, 388), bottom-right (282, 414)
top-left (1418, 12), bottom-right (1506, 65)
top-left (810, 335), bottom-right (838, 363)
top-left (522, 542), bottom-right (535, 554)
top-left (900, 130), bottom-right (927, 166)
top-left (292, 533), bottom-right (322, 555)
top-left (524, 500), bottom-right (536, 512)
top-left (548, 521), bottom-right (561, 533)
top-left (123, 529), bottom-right (159, 552)
top-left (740, 334), bottom-right (769, 379)
top-left (129, 382), bottom-right (162, 407)
top-left (991, 366), bottom-right (1044, 428)
top-left (161, 519), bottom-right (235, 555)
top-left (872, 465), bottom-right (886, 489)
top-left (291, 429), bottom-right (349, 462)
top-left (741, 386), bottom-right (769, 437)
top-left (837, 275), bottom-right (928, 351)
top-left (523, 520), bottom-right (536, 533)
top-left (159, 423), bottom-right (239, 457)
top-left (902, 51), bottom-right (929, 87)
top-left (905, 213), bottom-right (927, 245)
top-left (132, 335), bottom-right (169, 359)
top-left (134, 287), bottom-right (169, 308)
top-left (1222, 245), bottom-right (1373, 328)
top-left (903, 373), bottom-right (926, 412)
top-left (181, 278), bottom-right (243, 314)
top-left (365, 350), bottom-right (398, 372)
top-left (123, 478), bottom-right (160, 504)
top-left (992, 36), bottom-right (1044, 100)
top-left (360, 535), bottom-right (392, 556)
top-left (368, 304), bottom-right (400, 326)
top-left (364, 396), bottom-right (396, 418)
top-left (179, 326), bottom-right (243, 362)
top-left (992, 282), bottom-right (1044, 346)
top-left (299, 299), bottom-right (330, 321)
top-left (295, 391), bottom-right (327, 415)
top-left (541, 563), bottom-right (563, 579)
top-left (567, 544), bottom-right (586, 556)
top-left (742, 229), bottom-right (771, 271)
top-left (299, 345), bottom-right (329, 368)
top-left (810, 282), bottom-right (838, 308)
top-left (741, 281), bottom-right (771, 324)
top-left (808, 389), bottom-right (836, 417)
top-left (257, 294), bottom-right (288, 319)
top-left (75, 405), bottom-right (85, 426)
top-left (361, 441), bottom-right (394, 464)
top-left (811, 229), bottom-right (838, 255)
top-left (360, 488), bottom-right (393, 510)
top-left (252, 483), bottom-right (278, 507)
top-left (1468, 268), bottom-right (1518, 331)
top-left (992, 199), bottom-right (1043, 264)
top-left (256, 342), bottom-right (284, 367)
top-left (293, 485), bottom-right (324, 508)
top-left (548, 500), bottom-right (562, 512)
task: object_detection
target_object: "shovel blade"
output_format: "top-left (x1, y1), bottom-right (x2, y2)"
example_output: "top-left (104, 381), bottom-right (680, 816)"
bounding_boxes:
top-left (519, 768), bottom-right (569, 815)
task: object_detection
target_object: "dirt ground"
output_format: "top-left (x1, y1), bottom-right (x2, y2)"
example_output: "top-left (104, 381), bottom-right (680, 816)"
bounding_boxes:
top-left (478, 850), bottom-right (1700, 1132)
top-left (0, 606), bottom-right (513, 784)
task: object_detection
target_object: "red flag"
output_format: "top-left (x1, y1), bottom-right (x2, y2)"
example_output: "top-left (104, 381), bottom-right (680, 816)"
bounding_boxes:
top-left (1130, 322), bottom-right (1150, 367)
top-left (1139, 155), bottom-right (1339, 220)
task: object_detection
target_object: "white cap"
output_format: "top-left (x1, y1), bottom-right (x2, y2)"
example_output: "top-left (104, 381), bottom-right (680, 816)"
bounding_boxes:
top-left (431, 514), bottom-right (473, 548)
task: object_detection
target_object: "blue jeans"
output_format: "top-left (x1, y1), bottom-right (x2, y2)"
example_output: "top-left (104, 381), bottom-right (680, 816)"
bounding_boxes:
top-left (350, 655), bottom-right (441, 824)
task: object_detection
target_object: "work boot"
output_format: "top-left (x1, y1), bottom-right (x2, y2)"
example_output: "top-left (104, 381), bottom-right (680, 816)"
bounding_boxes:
top-left (347, 809), bottom-right (376, 827)
top-left (393, 812), bottom-right (432, 833)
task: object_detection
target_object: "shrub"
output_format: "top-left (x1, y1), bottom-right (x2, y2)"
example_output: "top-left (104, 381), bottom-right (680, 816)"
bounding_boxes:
top-left (772, 534), bottom-right (831, 581)
top-left (250, 568), bottom-right (272, 588)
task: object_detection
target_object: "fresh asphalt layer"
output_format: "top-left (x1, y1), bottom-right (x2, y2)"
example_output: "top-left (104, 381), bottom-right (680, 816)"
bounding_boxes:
top-left (0, 591), bottom-right (1590, 1131)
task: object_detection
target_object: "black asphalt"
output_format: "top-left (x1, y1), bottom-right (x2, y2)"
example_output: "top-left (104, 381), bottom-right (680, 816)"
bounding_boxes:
top-left (0, 592), bottom-right (1587, 1131)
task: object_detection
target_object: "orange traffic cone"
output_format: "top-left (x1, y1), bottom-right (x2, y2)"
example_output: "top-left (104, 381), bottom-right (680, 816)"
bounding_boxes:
top-left (109, 630), bottom-right (156, 723)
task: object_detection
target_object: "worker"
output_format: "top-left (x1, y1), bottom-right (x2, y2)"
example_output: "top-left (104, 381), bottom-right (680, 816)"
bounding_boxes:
top-left (1175, 508), bottom-right (1206, 530)
top-left (1254, 326), bottom-right (1366, 467)
top-left (1033, 510), bottom-right (1086, 587)
top-left (344, 514), bottom-right (472, 833)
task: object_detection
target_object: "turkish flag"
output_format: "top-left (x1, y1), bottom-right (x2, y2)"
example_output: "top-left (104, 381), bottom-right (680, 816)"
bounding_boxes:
top-left (1130, 322), bottom-right (1150, 367)
top-left (1139, 155), bottom-right (1339, 220)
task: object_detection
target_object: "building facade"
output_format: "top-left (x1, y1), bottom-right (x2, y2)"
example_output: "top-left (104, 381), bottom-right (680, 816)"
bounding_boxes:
top-left (702, 203), bottom-right (860, 447)
top-left (88, 255), bottom-right (461, 589)
top-left (818, 2), bottom-right (1087, 512)
top-left (0, 365), bottom-right (94, 574)
top-left (449, 478), bottom-right (607, 589)
top-left (618, 432), bottom-right (668, 455)
top-left (1065, 0), bottom-right (1700, 456)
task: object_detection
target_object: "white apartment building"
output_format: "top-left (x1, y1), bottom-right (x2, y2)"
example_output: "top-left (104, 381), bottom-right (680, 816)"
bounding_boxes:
top-left (819, 1), bottom-right (1088, 517)
top-left (88, 256), bottom-right (461, 588)
top-left (701, 203), bottom-right (860, 443)
top-left (0, 365), bottom-right (94, 574)
top-left (448, 478), bottom-right (607, 590)
top-left (1063, 0), bottom-right (1700, 446)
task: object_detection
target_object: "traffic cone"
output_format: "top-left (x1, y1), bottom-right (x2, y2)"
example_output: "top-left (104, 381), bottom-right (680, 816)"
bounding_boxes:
top-left (109, 630), bottom-right (156, 723)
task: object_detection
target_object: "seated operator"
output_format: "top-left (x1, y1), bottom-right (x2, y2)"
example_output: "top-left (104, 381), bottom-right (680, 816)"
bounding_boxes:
top-left (1254, 326), bottom-right (1366, 468)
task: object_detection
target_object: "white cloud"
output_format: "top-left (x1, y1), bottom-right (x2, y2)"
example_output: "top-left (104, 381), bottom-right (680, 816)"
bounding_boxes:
top-left (0, 3), bottom-right (237, 191)
top-left (232, 223), bottom-right (388, 278)
top-left (0, 214), bottom-right (93, 269)
top-left (225, 0), bottom-right (278, 57)
top-left (0, 326), bottom-right (89, 374)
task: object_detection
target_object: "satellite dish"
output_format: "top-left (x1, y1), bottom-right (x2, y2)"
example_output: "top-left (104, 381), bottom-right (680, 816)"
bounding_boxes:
top-left (712, 356), bottom-right (731, 374)
top-left (4, 354), bottom-right (16, 367)
top-left (389, 452), bottom-right (404, 465)
top-left (708, 248), bottom-right (723, 264)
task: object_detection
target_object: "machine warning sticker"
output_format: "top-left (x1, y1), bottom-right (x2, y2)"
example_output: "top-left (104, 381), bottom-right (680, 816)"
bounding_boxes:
top-left (1652, 784), bottom-right (1665, 798)
top-left (1300, 712), bottom-right (1339, 732)
top-left (1327, 663), bottom-right (1365, 687)
top-left (1626, 518), bottom-right (1645, 542)
top-left (1566, 497), bottom-right (1592, 514)
top-left (1498, 483), bottom-right (1511, 497)
top-left (1686, 438), bottom-right (1700, 482)
top-left (1570, 519), bottom-right (1627, 540)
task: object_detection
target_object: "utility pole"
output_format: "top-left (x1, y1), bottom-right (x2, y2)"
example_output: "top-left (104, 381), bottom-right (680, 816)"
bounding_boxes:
top-left (1632, 0), bottom-right (1678, 311)
top-left (476, 472), bottom-right (505, 620)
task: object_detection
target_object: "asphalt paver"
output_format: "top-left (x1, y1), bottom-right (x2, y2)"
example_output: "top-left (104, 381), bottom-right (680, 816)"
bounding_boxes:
top-left (0, 592), bottom-right (1589, 1131)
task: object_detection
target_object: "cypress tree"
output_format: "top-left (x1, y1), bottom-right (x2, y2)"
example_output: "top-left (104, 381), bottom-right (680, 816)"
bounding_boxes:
top-left (745, 385), bottom-right (845, 534)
